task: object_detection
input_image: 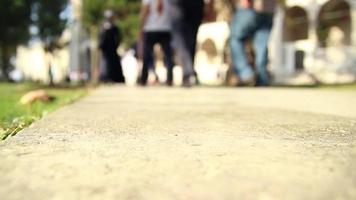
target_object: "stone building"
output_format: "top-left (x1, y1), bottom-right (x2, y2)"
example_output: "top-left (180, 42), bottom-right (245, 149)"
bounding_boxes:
top-left (16, 37), bottom-right (70, 83)
top-left (196, 0), bottom-right (356, 85)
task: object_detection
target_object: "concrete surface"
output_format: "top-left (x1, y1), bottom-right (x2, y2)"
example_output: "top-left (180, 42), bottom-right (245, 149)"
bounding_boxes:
top-left (1, 86), bottom-right (356, 200)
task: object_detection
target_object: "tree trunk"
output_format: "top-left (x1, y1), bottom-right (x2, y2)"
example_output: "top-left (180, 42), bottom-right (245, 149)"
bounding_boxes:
top-left (46, 51), bottom-right (54, 86)
top-left (90, 26), bottom-right (100, 84)
top-left (0, 46), bottom-right (10, 81)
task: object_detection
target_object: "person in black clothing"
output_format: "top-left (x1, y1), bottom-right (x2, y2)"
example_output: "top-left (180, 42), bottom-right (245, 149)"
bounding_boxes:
top-left (180, 0), bottom-right (204, 84)
top-left (99, 10), bottom-right (125, 83)
top-left (139, 0), bottom-right (174, 86)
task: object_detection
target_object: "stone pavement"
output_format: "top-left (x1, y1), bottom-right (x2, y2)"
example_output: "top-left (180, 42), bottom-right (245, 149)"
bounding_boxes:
top-left (1, 86), bottom-right (356, 200)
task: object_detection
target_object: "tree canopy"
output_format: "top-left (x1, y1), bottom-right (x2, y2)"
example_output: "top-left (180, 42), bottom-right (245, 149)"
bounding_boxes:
top-left (0, 0), bottom-right (68, 80)
top-left (32, 0), bottom-right (68, 51)
top-left (82, 0), bottom-right (141, 47)
top-left (0, 0), bottom-right (33, 79)
top-left (0, 0), bottom-right (33, 47)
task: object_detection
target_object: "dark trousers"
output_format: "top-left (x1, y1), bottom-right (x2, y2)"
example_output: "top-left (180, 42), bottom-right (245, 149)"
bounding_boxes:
top-left (101, 52), bottom-right (125, 83)
top-left (253, 13), bottom-right (273, 86)
top-left (182, 20), bottom-right (202, 79)
top-left (141, 31), bottom-right (174, 85)
top-left (181, 0), bottom-right (204, 62)
top-left (182, 22), bottom-right (199, 63)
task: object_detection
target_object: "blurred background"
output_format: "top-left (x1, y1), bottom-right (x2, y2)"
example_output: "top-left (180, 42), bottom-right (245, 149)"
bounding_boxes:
top-left (1, 0), bottom-right (356, 86)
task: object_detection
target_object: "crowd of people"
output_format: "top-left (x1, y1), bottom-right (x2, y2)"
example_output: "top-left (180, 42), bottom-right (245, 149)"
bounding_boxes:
top-left (99, 0), bottom-right (276, 87)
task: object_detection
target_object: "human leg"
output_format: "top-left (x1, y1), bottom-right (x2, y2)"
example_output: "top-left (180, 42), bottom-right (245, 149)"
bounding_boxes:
top-left (230, 37), bottom-right (254, 83)
top-left (229, 8), bottom-right (258, 84)
top-left (253, 13), bottom-right (273, 86)
top-left (141, 32), bottom-right (155, 85)
top-left (108, 53), bottom-right (125, 83)
top-left (172, 20), bottom-right (194, 81)
top-left (159, 32), bottom-right (175, 85)
top-left (253, 28), bottom-right (271, 86)
top-left (182, 22), bottom-right (200, 83)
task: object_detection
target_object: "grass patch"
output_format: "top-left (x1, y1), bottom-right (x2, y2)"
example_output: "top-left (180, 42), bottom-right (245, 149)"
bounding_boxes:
top-left (0, 83), bottom-right (88, 140)
top-left (271, 83), bottom-right (356, 90)
top-left (317, 83), bottom-right (356, 90)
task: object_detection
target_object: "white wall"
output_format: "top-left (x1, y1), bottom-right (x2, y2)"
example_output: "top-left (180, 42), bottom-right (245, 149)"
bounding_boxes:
top-left (16, 43), bottom-right (70, 83)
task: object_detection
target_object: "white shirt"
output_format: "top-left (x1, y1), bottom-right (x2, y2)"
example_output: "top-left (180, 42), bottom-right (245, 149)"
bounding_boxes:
top-left (143, 0), bottom-right (172, 32)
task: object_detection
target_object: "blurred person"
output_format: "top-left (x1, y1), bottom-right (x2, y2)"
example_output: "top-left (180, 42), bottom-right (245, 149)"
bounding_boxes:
top-left (180, 0), bottom-right (205, 85)
top-left (99, 10), bottom-right (125, 83)
top-left (170, 0), bottom-right (194, 87)
top-left (230, 0), bottom-right (257, 86)
top-left (139, 0), bottom-right (174, 86)
top-left (253, 0), bottom-right (276, 86)
top-left (132, 42), bottom-right (159, 84)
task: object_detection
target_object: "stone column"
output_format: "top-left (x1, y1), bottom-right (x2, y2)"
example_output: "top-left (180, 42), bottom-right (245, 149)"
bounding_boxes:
top-left (69, 0), bottom-right (83, 81)
top-left (303, 2), bottom-right (321, 73)
top-left (348, 0), bottom-right (356, 46)
top-left (269, 6), bottom-right (286, 82)
top-left (347, 0), bottom-right (356, 76)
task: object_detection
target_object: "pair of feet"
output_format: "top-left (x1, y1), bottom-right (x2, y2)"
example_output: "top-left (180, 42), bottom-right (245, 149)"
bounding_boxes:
top-left (236, 76), bottom-right (270, 87)
top-left (139, 73), bottom-right (199, 87)
top-left (182, 74), bottom-right (200, 88)
top-left (139, 79), bottom-right (173, 87)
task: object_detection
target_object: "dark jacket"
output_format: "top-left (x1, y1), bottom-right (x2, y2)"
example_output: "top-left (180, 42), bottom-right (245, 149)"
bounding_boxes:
top-left (180, 0), bottom-right (204, 24)
top-left (99, 23), bottom-right (122, 55)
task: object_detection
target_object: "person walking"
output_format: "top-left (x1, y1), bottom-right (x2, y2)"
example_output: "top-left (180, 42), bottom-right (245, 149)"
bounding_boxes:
top-left (253, 0), bottom-right (276, 86)
top-left (139, 0), bottom-right (175, 86)
top-left (230, 0), bottom-right (257, 86)
top-left (99, 10), bottom-right (125, 83)
top-left (180, 0), bottom-right (205, 85)
top-left (170, 0), bottom-right (195, 87)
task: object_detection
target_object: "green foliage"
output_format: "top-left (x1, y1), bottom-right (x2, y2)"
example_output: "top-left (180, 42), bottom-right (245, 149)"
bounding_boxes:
top-left (0, 0), bottom-right (67, 79)
top-left (0, 0), bottom-right (33, 47)
top-left (0, 0), bottom-right (33, 79)
top-left (32, 0), bottom-right (68, 50)
top-left (276, 0), bottom-right (286, 7)
top-left (82, 0), bottom-right (107, 28)
top-left (116, 1), bottom-right (140, 47)
top-left (82, 0), bottom-right (141, 47)
top-left (30, 0), bottom-right (68, 85)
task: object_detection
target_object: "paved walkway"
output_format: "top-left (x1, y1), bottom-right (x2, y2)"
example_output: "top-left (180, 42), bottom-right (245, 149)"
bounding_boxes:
top-left (1, 86), bottom-right (356, 200)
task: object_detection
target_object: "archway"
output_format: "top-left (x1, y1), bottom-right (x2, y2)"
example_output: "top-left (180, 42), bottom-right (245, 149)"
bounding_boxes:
top-left (317, 0), bottom-right (351, 47)
top-left (284, 6), bottom-right (309, 42)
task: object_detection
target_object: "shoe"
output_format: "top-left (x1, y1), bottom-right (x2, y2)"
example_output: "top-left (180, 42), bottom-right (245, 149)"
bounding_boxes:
top-left (138, 79), bottom-right (147, 87)
top-left (237, 75), bottom-right (255, 87)
top-left (182, 75), bottom-right (193, 88)
top-left (166, 80), bottom-right (173, 87)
